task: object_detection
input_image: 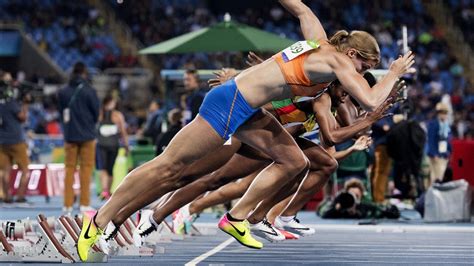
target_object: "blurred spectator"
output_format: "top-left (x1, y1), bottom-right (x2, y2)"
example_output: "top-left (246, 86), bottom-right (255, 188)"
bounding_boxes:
top-left (427, 102), bottom-right (452, 184)
top-left (119, 75), bottom-right (130, 99)
top-left (155, 108), bottom-right (183, 155)
top-left (58, 62), bottom-right (100, 213)
top-left (142, 100), bottom-right (165, 144)
top-left (0, 72), bottom-right (30, 203)
top-left (181, 69), bottom-right (207, 124)
top-left (97, 95), bottom-right (129, 200)
top-left (387, 116), bottom-right (426, 199)
top-left (370, 117), bottom-right (393, 203)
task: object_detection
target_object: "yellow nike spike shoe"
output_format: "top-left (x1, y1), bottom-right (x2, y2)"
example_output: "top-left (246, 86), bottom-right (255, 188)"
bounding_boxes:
top-left (218, 213), bottom-right (263, 249)
top-left (77, 211), bottom-right (103, 261)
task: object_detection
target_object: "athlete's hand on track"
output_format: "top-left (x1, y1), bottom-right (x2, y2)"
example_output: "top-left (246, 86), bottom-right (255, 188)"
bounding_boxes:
top-left (208, 68), bottom-right (239, 88)
top-left (245, 51), bottom-right (264, 67)
top-left (389, 51), bottom-right (415, 78)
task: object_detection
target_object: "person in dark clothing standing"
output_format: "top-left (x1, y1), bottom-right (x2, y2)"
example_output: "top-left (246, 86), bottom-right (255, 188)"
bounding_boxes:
top-left (97, 95), bottom-right (128, 200)
top-left (370, 116), bottom-right (393, 203)
top-left (142, 100), bottom-right (164, 144)
top-left (58, 62), bottom-right (100, 213)
top-left (181, 69), bottom-right (207, 125)
top-left (155, 109), bottom-right (183, 156)
top-left (386, 117), bottom-right (426, 199)
top-left (0, 72), bottom-right (30, 203)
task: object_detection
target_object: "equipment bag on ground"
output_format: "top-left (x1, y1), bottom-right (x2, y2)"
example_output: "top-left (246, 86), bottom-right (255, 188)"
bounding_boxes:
top-left (424, 179), bottom-right (472, 222)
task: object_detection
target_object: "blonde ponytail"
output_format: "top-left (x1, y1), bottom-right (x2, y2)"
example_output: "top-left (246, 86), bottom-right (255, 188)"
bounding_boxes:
top-left (329, 30), bottom-right (380, 64)
top-left (329, 30), bottom-right (350, 49)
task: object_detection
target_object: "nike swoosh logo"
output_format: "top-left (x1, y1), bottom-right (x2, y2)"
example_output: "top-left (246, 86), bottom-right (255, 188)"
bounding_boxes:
top-left (286, 225), bottom-right (311, 231)
top-left (229, 222), bottom-right (246, 236)
top-left (258, 229), bottom-right (278, 236)
top-left (84, 219), bottom-right (93, 239)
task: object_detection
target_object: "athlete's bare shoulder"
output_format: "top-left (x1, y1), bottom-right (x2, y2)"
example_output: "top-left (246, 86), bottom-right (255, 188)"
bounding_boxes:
top-left (312, 90), bottom-right (330, 105)
top-left (305, 44), bottom-right (345, 80)
top-left (320, 48), bottom-right (355, 72)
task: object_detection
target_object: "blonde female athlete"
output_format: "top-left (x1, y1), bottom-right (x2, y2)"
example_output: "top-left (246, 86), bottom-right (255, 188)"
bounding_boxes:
top-left (77, 0), bottom-right (414, 259)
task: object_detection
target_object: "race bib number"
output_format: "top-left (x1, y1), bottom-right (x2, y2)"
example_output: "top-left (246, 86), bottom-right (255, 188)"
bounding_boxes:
top-left (281, 40), bottom-right (319, 62)
top-left (63, 108), bottom-right (70, 123)
top-left (99, 124), bottom-right (119, 137)
top-left (438, 140), bottom-right (448, 153)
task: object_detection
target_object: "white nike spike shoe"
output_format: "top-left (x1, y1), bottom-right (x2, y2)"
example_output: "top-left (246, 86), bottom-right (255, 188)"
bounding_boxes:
top-left (250, 219), bottom-right (285, 242)
top-left (274, 216), bottom-right (315, 237)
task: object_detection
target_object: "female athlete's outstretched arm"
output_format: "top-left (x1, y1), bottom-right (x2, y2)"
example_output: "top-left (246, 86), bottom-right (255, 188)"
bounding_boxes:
top-left (330, 51), bottom-right (414, 111)
top-left (279, 0), bottom-right (327, 42)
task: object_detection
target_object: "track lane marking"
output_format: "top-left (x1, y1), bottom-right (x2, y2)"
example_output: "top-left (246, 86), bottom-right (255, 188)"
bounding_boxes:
top-left (185, 238), bottom-right (234, 266)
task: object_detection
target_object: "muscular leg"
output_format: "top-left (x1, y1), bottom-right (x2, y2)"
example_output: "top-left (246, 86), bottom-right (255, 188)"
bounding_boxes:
top-left (189, 172), bottom-right (259, 215)
top-left (280, 141), bottom-right (338, 217)
top-left (112, 138), bottom-right (242, 225)
top-left (248, 138), bottom-right (338, 223)
top-left (151, 154), bottom-right (267, 224)
top-left (267, 196), bottom-right (292, 224)
top-left (229, 111), bottom-right (309, 220)
top-left (95, 116), bottom-right (225, 228)
top-left (180, 138), bottom-right (243, 179)
top-left (247, 180), bottom-right (301, 223)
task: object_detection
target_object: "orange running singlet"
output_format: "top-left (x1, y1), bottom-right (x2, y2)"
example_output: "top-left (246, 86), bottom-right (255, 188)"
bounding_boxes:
top-left (273, 41), bottom-right (330, 97)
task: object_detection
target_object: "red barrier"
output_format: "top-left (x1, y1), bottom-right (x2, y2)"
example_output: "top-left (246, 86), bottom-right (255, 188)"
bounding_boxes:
top-left (9, 164), bottom-right (82, 198)
top-left (304, 190), bottom-right (324, 211)
top-left (450, 139), bottom-right (474, 187)
top-left (9, 164), bottom-right (48, 196)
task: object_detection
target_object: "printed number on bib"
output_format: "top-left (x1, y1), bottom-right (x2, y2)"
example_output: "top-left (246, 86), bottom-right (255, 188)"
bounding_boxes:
top-left (281, 40), bottom-right (319, 62)
top-left (100, 124), bottom-right (119, 137)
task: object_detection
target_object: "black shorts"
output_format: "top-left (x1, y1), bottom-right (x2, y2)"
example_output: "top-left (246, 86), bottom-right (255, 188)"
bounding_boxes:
top-left (96, 145), bottom-right (119, 176)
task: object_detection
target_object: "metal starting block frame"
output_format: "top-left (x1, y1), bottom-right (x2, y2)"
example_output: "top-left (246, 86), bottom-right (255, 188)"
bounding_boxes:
top-left (57, 215), bottom-right (107, 263)
top-left (0, 229), bottom-right (22, 262)
top-left (0, 215), bottom-right (69, 263)
top-left (0, 214), bottom-right (108, 263)
top-left (103, 218), bottom-right (155, 257)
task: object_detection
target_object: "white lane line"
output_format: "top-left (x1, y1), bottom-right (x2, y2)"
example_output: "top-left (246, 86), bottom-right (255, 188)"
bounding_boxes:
top-left (185, 238), bottom-right (234, 266)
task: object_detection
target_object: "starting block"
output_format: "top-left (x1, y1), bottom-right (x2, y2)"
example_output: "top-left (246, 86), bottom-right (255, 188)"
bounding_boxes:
top-left (1, 210), bottom-right (218, 263)
top-left (0, 229), bottom-right (22, 262)
top-left (106, 218), bottom-right (155, 256)
top-left (162, 220), bottom-right (185, 240)
top-left (0, 215), bottom-right (66, 263)
top-left (141, 223), bottom-right (173, 245)
top-left (0, 214), bottom-right (108, 263)
top-left (57, 215), bottom-right (107, 262)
